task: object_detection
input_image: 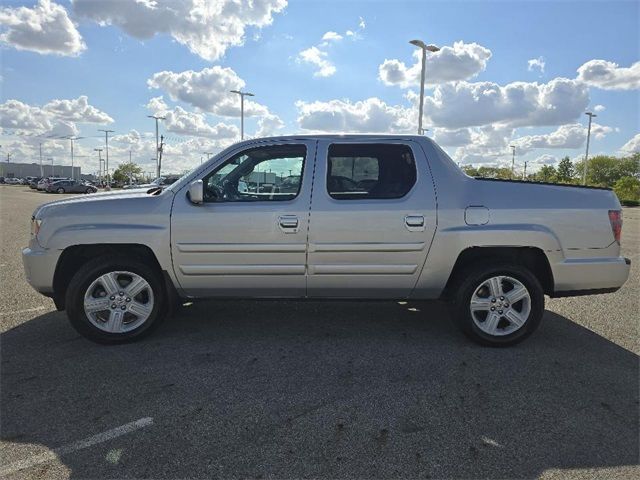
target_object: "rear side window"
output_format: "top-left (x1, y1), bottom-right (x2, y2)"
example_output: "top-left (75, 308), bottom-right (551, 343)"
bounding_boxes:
top-left (327, 143), bottom-right (417, 200)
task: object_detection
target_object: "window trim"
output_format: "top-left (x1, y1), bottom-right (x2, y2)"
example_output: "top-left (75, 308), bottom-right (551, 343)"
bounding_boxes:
top-left (201, 144), bottom-right (308, 204)
top-left (325, 142), bottom-right (418, 201)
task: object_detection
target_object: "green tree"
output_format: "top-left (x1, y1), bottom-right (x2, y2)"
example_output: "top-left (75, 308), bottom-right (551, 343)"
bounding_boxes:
top-left (613, 176), bottom-right (640, 203)
top-left (537, 165), bottom-right (557, 183)
top-left (575, 154), bottom-right (640, 187)
top-left (112, 162), bottom-right (143, 184)
top-left (556, 156), bottom-right (575, 183)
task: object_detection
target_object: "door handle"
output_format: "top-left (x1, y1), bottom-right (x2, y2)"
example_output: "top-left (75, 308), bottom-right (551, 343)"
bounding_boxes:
top-left (278, 215), bottom-right (299, 233)
top-left (405, 215), bottom-right (425, 231)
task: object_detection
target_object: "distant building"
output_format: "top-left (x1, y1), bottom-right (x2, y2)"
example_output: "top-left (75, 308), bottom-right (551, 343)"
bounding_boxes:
top-left (0, 162), bottom-right (81, 179)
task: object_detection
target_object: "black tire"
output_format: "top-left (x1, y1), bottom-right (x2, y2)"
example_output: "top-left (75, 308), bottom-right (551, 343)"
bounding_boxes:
top-left (57, 188), bottom-right (65, 194)
top-left (85, 187), bottom-right (93, 194)
top-left (450, 261), bottom-right (544, 347)
top-left (66, 255), bottom-right (167, 344)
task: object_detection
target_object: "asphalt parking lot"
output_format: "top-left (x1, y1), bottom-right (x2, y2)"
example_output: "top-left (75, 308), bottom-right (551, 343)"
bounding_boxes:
top-left (1, 184), bottom-right (638, 479)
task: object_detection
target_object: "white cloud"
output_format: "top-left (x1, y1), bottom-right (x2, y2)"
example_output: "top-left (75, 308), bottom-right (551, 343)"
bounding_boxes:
top-left (299, 19), bottom-right (365, 77)
top-left (620, 133), bottom-right (640, 153)
top-left (378, 41), bottom-right (492, 88)
top-left (527, 56), bottom-right (545, 75)
top-left (256, 113), bottom-right (285, 137)
top-left (421, 77), bottom-right (590, 129)
top-left (147, 66), bottom-right (268, 116)
top-left (298, 46), bottom-right (336, 77)
top-left (452, 125), bottom-right (515, 165)
top-left (0, 0), bottom-right (85, 56)
top-left (512, 122), bottom-right (613, 155)
top-left (321, 31), bottom-right (343, 42)
top-left (533, 154), bottom-right (557, 165)
top-left (358, 16), bottom-right (366, 29)
top-left (576, 59), bottom-right (640, 90)
top-left (146, 96), bottom-right (170, 116)
top-left (43, 96), bottom-right (114, 124)
top-left (72, 0), bottom-right (287, 61)
top-left (163, 106), bottom-right (239, 139)
top-left (296, 97), bottom-right (413, 133)
top-left (593, 104), bottom-right (606, 112)
top-left (0, 96), bottom-right (111, 138)
top-left (432, 127), bottom-right (472, 147)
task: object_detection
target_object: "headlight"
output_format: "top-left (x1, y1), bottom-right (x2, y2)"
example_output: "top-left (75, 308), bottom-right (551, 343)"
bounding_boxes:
top-left (31, 217), bottom-right (43, 237)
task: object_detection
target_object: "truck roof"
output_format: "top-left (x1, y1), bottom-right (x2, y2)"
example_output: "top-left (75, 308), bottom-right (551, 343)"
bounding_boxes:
top-left (238, 133), bottom-right (430, 143)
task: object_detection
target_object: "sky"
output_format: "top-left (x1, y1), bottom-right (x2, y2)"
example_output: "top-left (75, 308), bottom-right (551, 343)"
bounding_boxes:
top-left (0, 0), bottom-right (639, 177)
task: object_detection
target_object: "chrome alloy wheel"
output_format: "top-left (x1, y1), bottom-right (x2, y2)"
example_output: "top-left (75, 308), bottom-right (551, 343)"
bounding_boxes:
top-left (83, 271), bottom-right (154, 333)
top-left (470, 275), bottom-right (531, 337)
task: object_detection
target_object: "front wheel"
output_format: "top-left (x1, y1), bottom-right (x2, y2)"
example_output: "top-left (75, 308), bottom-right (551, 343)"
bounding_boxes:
top-left (66, 256), bottom-right (167, 344)
top-left (451, 262), bottom-right (544, 347)
top-left (57, 187), bottom-right (65, 194)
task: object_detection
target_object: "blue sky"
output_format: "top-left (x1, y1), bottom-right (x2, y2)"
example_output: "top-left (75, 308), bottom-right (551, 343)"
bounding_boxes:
top-left (1, 0), bottom-right (638, 176)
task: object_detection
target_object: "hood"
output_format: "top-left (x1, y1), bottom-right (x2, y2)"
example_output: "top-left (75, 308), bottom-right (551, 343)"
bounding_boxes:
top-left (33, 188), bottom-right (170, 218)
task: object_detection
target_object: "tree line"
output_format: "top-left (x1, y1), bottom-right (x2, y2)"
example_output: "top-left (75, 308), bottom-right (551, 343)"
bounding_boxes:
top-left (462, 153), bottom-right (640, 206)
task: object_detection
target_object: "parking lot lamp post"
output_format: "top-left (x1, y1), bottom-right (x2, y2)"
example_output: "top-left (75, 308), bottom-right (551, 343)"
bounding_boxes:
top-left (510, 145), bottom-right (516, 178)
top-left (39, 143), bottom-right (44, 177)
top-left (99, 130), bottom-right (114, 189)
top-left (409, 40), bottom-right (440, 135)
top-left (94, 149), bottom-right (103, 185)
top-left (147, 116), bottom-right (165, 178)
top-left (230, 90), bottom-right (255, 140)
top-left (582, 112), bottom-right (596, 185)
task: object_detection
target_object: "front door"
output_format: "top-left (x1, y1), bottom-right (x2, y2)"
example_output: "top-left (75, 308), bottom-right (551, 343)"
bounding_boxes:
top-left (171, 140), bottom-right (316, 297)
top-left (307, 140), bottom-right (437, 298)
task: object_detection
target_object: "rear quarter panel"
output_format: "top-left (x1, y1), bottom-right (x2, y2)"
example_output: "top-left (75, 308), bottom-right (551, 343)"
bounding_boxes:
top-left (412, 138), bottom-right (622, 298)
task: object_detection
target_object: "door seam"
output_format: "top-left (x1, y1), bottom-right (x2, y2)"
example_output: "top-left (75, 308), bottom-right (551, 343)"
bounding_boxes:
top-left (304, 140), bottom-right (319, 298)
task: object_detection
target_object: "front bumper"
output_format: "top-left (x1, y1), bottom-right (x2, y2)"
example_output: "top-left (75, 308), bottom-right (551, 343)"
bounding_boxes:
top-left (22, 244), bottom-right (61, 295)
top-left (551, 256), bottom-right (631, 297)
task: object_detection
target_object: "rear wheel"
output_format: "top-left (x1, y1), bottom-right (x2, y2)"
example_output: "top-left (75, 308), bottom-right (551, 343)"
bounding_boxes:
top-left (66, 256), bottom-right (167, 344)
top-left (57, 187), bottom-right (65, 194)
top-left (451, 262), bottom-right (544, 346)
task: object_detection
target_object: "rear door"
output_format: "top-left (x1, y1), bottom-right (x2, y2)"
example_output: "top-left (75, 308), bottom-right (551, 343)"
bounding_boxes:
top-left (307, 140), bottom-right (437, 298)
top-left (171, 140), bottom-right (316, 297)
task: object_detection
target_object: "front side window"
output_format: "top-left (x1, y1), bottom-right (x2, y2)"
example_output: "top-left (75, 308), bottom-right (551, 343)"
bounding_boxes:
top-left (327, 143), bottom-right (417, 200)
top-left (203, 144), bottom-right (306, 202)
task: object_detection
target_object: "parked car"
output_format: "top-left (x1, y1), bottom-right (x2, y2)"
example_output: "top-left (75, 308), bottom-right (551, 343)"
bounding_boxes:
top-left (22, 135), bottom-right (631, 345)
top-left (122, 176), bottom-right (180, 190)
top-left (46, 179), bottom-right (98, 194)
top-left (37, 177), bottom-right (69, 191)
top-left (28, 177), bottom-right (43, 189)
top-left (4, 177), bottom-right (22, 185)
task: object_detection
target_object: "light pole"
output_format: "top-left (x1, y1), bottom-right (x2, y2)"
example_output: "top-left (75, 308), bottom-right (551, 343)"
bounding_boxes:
top-left (582, 111), bottom-right (597, 185)
top-left (523, 161), bottom-right (528, 180)
top-left (510, 145), bottom-right (516, 178)
top-left (148, 115), bottom-right (165, 178)
top-left (98, 129), bottom-right (114, 189)
top-left (409, 39), bottom-right (440, 135)
top-left (94, 148), bottom-right (103, 185)
top-left (230, 90), bottom-right (255, 140)
top-left (65, 136), bottom-right (85, 180)
top-left (39, 143), bottom-right (44, 177)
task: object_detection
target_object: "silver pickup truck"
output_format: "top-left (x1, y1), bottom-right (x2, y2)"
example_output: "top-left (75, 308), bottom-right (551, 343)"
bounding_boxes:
top-left (22, 135), bottom-right (630, 346)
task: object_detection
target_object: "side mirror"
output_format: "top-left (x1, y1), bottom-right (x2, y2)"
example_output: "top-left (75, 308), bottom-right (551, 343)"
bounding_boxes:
top-left (188, 179), bottom-right (204, 204)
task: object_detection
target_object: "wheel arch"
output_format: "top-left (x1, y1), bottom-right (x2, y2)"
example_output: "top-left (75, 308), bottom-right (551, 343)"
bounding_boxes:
top-left (441, 246), bottom-right (554, 299)
top-left (52, 244), bottom-right (175, 310)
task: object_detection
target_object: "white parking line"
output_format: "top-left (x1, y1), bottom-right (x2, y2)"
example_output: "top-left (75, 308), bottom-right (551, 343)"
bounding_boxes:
top-left (0, 417), bottom-right (154, 476)
top-left (0, 306), bottom-right (46, 317)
